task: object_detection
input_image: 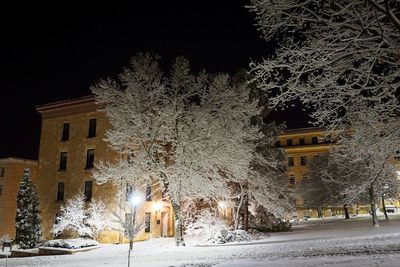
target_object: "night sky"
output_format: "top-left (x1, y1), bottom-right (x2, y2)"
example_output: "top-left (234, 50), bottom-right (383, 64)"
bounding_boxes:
top-left (0, 1), bottom-right (310, 160)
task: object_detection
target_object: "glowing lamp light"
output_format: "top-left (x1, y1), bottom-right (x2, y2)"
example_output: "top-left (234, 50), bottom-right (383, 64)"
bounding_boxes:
top-left (153, 202), bottom-right (162, 212)
top-left (218, 201), bottom-right (226, 209)
top-left (130, 192), bottom-right (143, 206)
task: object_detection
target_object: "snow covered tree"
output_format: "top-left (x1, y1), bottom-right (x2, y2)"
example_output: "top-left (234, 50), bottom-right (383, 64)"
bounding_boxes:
top-left (247, 1), bottom-right (400, 226)
top-left (91, 53), bottom-right (267, 246)
top-left (15, 168), bottom-right (41, 249)
top-left (52, 194), bottom-right (110, 240)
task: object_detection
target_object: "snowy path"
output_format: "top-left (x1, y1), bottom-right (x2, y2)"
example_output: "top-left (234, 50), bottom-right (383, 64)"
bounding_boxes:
top-left (2, 215), bottom-right (400, 267)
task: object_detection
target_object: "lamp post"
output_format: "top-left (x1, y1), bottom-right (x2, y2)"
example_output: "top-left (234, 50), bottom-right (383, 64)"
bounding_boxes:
top-left (127, 192), bottom-right (144, 267)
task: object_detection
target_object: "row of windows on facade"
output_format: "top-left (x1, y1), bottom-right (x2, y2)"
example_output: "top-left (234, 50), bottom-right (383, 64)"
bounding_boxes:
top-left (55, 181), bottom-right (153, 203)
top-left (61, 119), bottom-right (97, 141)
top-left (287, 155), bottom-right (316, 167)
top-left (288, 174), bottom-right (308, 185)
top-left (59, 149), bottom-right (95, 171)
top-left (276, 136), bottom-right (319, 147)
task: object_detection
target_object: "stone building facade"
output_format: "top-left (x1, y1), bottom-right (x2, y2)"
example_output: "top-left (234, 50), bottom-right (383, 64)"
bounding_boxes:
top-left (0, 158), bottom-right (38, 238)
top-left (36, 96), bottom-right (174, 243)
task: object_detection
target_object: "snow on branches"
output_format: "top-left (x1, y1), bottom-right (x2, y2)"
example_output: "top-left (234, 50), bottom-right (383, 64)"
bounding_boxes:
top-left (91, 53), bottom-right (289, 245)
top-left (52, 194), bottom-right (110, 240)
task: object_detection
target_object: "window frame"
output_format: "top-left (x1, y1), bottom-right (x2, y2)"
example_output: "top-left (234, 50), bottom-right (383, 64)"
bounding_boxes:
top-left (59, 152), bottom-right (68, 171)
top-left (85, 149), bottom-right (95, 169)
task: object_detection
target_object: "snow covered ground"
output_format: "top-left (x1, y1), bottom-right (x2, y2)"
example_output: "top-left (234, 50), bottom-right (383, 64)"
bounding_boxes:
top-left (2, 214), bottom-right (400, 267)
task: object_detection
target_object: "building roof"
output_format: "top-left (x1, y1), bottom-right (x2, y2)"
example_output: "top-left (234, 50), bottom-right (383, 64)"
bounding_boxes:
top-left (36, 95), bottom-right (98, 118)
top-left (0, 157), bottom-right (38, 165)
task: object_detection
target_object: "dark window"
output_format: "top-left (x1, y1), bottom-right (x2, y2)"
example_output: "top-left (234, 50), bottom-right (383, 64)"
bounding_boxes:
top-left (300, 156), bottom-right (307, 166)
top-left (0, 167), bottom-right (4, 177)
top-left (146, 184), bottom-right (152, 201)
top-left (59, 152), bottom-right (67, 170)
top-left (61, 123), bottom-right (70, 141)
top-left (288, 157), bottom-right (294, 166)
top-left (126, 185), bottom-right (133, 201)
top-left (289, 176), bottom-right (295, 185)
top-left (88, 119), bottom-right (97, 138)
top-left (299, 138), bottom-right (305, 145)
top-left (86, 149), bottom-right (95, 169)
top-left (57, 182), bottom-right (64, 201)
top-left (84, 181), bottom-right (93, 202)
top-left (275, 140), bottom-right (281, 147)
top-left (0, 185), bottom-right (3, 195)
top-left (312, 136), bottom-right (318, 144)
top-left (287, 139), bottom-right (293, 146)
top-left (145, 212), bottom-right (151, 232)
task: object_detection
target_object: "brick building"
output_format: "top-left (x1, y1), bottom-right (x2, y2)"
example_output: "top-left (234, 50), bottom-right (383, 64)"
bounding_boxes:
top-left (0, 158), bottom-right (38, 238)
top-left (36, 96), bottom-right (174, 242)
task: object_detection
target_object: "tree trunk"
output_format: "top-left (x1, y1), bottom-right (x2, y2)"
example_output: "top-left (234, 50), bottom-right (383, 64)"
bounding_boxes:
top-left (171, 200), bottom-right (185, 246)
top-left (243, 193), bottom-right (249, 231)
top-left (343, 204), bottom-right (350, 219)
top-left (234, 188), bottom-right (244, 229)
top-left (382, 194), bottom-right (389, 222)
top-left (317, 207), bottom-right (323, 218)
top-left (369, 185), bottom-right (380, 227)
top-left (128, 240), bottom-right (133, 267)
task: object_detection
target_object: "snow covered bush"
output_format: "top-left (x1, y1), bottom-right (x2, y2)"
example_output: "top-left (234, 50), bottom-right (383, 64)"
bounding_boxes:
top-left (15, 168), bottom-right (42, 249)
top-left (43, 238), bottom-right (99, 249)
top-left (185, 210), bottom-right (228, 243)
top-left (52, 194), bottom-right (110, 240)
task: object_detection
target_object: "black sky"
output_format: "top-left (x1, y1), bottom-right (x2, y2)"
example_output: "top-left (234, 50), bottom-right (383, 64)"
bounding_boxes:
top-left (0, 1), bottom-right (310, 160)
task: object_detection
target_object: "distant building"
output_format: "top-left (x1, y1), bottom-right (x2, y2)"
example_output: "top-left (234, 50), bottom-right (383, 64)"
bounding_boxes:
top-left (0, 158), bottom-right (38, 238)
top-left (36, 96), bottom-right (173, 243)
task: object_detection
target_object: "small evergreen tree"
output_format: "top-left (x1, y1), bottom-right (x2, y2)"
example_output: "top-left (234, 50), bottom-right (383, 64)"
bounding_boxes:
top-left (15, 168), bottom-right (41, 248)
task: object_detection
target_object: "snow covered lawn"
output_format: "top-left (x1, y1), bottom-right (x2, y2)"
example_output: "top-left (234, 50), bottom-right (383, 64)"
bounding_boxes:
top-left (2, 214), bottom-right (400, 266)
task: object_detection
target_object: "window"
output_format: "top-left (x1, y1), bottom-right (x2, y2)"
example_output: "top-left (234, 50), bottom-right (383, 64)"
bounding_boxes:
top-left (61, 123), bottom-right (70, 141)
top-left (145, 212), bottom-right (151, 232)
top-left (125, 185), bottom-right (134, 201)
top-left (286, 139), bottom-right (293, 146)
top-left (57, 182), bottom-right (64, 201)
top-left (299, 138), bottom-right (305, 145)
top-left (300, 156), bottom-right (307, 166)
top-left (275, 140), bottom-right (281, 147)
top-left (146, 184), bottom-right (152, 201)
top-left (288, 157), bottom-right (294, 166)
top-left (84, 181), bottom-right (93, 202)
top-left (312, 136), bottom-right (318, 144)
top-left (88, 118), bottom-right (97, 138)
top-left (0, 185), bottom-right (3, 196)
top-left (0, 167), bottom-right (4, 177)
top-left (59, 152), bottom-right (67, 170)
top-left (289, 176), bottom-right (295, 185)
top-left (86, 149), bottom-right (95, 169)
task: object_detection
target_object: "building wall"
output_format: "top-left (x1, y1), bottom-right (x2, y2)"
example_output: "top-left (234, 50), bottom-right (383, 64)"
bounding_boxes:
top-left (36, 97), bottom-right (174, 242)
top-left (0, 158), bottom-right (38, 238)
